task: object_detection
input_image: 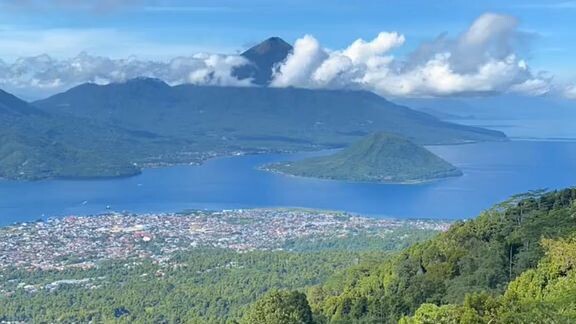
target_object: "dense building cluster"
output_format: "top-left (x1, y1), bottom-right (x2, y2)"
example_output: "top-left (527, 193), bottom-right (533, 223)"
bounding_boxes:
top-left (0, 209), bottom-right (450, 271)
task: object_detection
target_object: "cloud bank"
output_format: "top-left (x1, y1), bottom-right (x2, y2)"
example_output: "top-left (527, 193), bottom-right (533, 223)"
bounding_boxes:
top-left (0, 52), bottom-right (251, 99)
top-left (271, 13), bottom-right (551, 98)
top-left (0, 13), bottom-right (567, 100)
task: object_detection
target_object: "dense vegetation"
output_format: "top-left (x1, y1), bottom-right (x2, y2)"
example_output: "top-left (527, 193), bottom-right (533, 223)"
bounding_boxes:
top-left (401, 235), bottom-right (576, 323)
top-left (242, 188), bottom-right (576, 323)
top-left (265, 132), bottom-right (462, 183)
top-left (240, 291), bottom-right (314, 324)
top-left (0, 250), bottom-right (368, 323)
top-left (0, 227), bottom-right (438, 323)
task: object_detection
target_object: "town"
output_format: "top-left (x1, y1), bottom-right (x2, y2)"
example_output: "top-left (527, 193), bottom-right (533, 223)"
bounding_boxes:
top-left (0, 209), bottom-right (451, 272)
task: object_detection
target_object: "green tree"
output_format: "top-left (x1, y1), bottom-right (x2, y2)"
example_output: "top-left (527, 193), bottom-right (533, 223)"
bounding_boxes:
top-left (241, 291), bottom-right (314, 324)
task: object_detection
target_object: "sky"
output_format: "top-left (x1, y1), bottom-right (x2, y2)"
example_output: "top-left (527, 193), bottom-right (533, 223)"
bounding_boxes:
top-left (0, 0), bottom-right (575, 99)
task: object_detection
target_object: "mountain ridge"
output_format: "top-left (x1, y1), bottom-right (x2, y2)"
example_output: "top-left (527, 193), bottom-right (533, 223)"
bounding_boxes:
top-left (36, 78), bottom-right (506, 146)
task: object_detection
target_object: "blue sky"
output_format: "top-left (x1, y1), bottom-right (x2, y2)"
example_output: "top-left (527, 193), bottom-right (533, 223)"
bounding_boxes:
top-left (0, 0), bottom-right (574, 99)
top-left (0, 0), bottom-right (573, 73)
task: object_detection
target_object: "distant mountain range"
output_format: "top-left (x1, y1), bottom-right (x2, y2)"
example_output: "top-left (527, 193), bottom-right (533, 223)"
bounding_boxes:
top-left (264, 132), bottom-right (462, 183)
top-left (35, 78), bottom-right (505, 147)
top-left (0, 37), bottom-right (506, 180)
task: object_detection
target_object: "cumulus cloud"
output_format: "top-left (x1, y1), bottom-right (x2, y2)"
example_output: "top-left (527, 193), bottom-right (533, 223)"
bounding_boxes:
top-left (0, 12), bottom-right (557, 100)
top-left (0, 52), bottom-right (251, 99)
top-left (271, 13), bottom-right (550, 98)
top-left (271, 35), bottom-right (328, 87)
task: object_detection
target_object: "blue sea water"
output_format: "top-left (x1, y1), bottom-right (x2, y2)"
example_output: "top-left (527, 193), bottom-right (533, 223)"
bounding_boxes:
top-left (0, 140), bottom-right (575, 225)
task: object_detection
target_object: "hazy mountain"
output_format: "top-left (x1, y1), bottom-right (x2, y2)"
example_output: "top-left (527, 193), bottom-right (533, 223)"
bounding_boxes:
top-left (35, 78), bottom-right (506, 150)
top-left (233, 37), bottom-right (293, 85)
top-left (264, 132), bottom-right (462, 183)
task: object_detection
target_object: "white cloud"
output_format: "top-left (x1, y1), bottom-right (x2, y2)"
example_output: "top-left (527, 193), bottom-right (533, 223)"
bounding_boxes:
top-left (271, 13), bottom-right (551, 98)
top-left (564, 84), bottom-right (576, 100)
top-left (271, 35), bottom-right (328, 87)
top-left (188, 54), bottom-right (252, 87)
top-left (0, 52), bottom-right (251, 99)
top-left (0, 13), bottom-right (557, 100)
top-left (343, 32), bottom-right (405, 65)
top-left (509, 78), bottom-right (551, 96)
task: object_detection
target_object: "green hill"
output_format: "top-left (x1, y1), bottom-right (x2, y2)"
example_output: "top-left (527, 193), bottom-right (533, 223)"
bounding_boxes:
top-left (0, 89), bottom-right (181, 180)
top-left (295, 188), bottom-right (576, 323)
top-left (264, 132), bottom-right (463, 183)
top-left (0, 89), bottom-right (134, 180)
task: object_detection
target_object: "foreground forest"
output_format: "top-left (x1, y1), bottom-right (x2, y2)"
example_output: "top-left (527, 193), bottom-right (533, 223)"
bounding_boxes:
top-left (1, 188), bottom-right (575, 323)
top-left (245, 188), bottom-right (576, 323)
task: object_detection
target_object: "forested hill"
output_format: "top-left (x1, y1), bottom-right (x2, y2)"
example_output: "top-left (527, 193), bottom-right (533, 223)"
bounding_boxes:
top-left (265, 132), bottom-right (463, 183)
top-left (243, 188), bottom-right (576, 323)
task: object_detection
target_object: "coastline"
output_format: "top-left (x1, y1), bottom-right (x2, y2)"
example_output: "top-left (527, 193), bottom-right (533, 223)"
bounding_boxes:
top-left (0, 138), bottom-right (497, 182)
top-left (258, 164), bottom-right (463, 185)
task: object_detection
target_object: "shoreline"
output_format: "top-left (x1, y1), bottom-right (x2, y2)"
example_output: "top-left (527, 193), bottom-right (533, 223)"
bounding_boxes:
top-left (258, 164), bottom-right (464, 185)
top-left (0, 206), bottom-right (459, 229)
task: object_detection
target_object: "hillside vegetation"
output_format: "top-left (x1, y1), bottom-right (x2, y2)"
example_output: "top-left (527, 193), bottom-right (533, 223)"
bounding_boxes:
top-left (244, 188), bottom-right (576, 323)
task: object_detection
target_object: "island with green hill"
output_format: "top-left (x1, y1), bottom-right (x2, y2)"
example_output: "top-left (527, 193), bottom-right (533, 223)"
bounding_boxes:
top-left (263, 132), bottom-right (463, 184)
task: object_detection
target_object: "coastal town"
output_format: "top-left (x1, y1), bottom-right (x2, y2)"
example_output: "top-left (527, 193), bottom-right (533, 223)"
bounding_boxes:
top-left (0, 209), bottom-right (451, 272)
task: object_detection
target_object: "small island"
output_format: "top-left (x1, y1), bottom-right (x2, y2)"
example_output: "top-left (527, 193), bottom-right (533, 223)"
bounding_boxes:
top-left (263, 132), bottom-right (463, 184)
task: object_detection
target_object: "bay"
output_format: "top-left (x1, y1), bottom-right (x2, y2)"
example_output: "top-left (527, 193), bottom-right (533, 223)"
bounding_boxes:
top-left (0, 141), bottom-right (575, 225)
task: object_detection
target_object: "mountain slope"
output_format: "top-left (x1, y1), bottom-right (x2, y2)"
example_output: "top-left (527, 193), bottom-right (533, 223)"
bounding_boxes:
top-left (0, 89), bottom-right (172, 180)
top-left (35, 79), bottom-right (506, 150)
top-left (402, 234), bottom-right (576, 323)
top-left (306, 188), bottom-right (576, 322)
top-left (265, 132), bottom-right (462, 183)
top-left (233, 37), bottom-right (293, 85)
